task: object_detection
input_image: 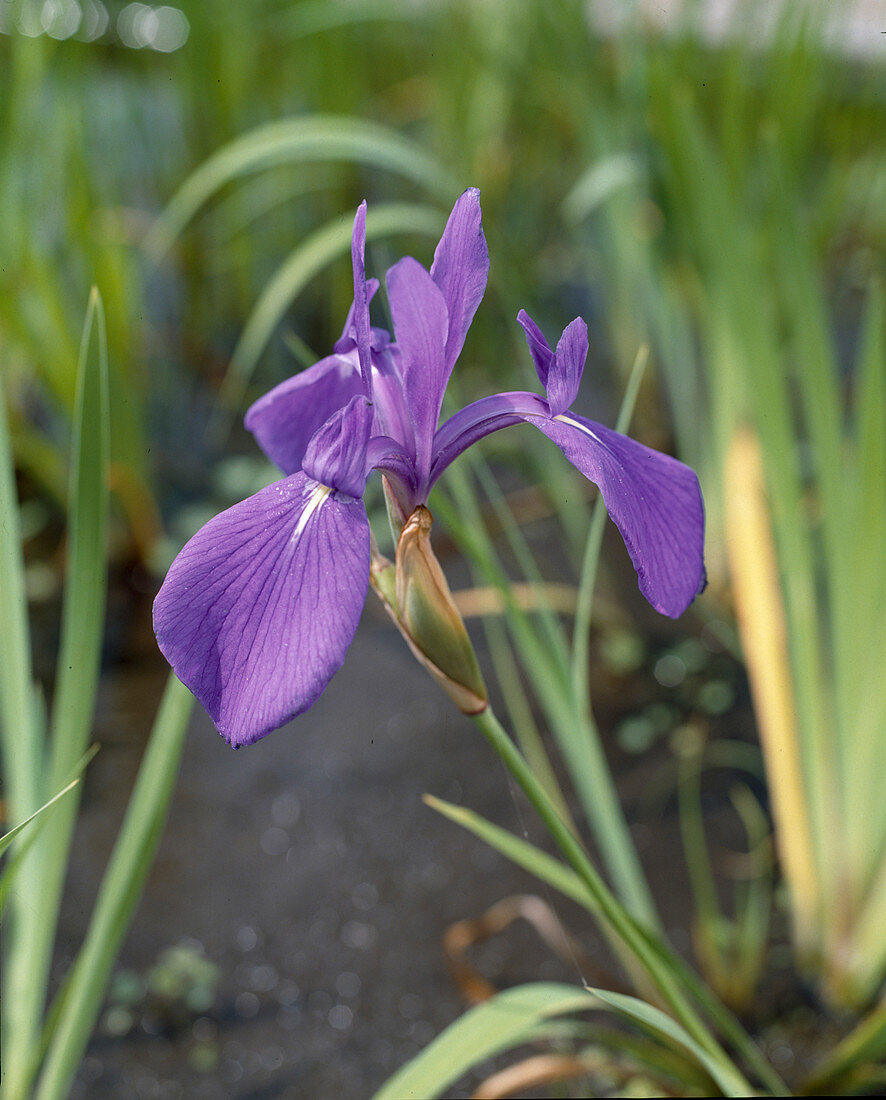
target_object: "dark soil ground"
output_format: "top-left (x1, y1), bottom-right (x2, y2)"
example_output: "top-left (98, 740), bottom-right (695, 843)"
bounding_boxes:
top-left (45, 548), bottom-right (797, 1100)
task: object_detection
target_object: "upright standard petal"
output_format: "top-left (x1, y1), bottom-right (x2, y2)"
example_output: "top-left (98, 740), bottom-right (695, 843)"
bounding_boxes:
top-left (386, 255), bottom-right (449, 483)
top-left (430, 187), bottom-right (489, 375)
top-left (532, 412), bottom-right (706, 618)
top-left (244, 353), bottom-right (363, 475)
top-left (516, 309), bottom-right (554, 388)
top-left (153, 472), bottom-right (370, 746)
top-left (517, 310), bottom-right (586, 415)
top-left (548, 318), bottom-right (587, 415)
top-left (349, 201), bottom-right (372, 388)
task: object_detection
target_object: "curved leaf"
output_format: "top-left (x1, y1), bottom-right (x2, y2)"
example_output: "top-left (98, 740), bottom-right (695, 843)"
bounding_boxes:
top-left (145, 115), bottom-right (455, 261)
top-left (372, 982), bottom-right (596, 1100)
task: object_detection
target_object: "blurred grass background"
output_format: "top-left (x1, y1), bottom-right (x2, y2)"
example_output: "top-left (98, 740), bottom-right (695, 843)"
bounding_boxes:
top-left (3, 0), bottom-right (886, 1035)
top-left (2, 0), bottom-right (883, 555)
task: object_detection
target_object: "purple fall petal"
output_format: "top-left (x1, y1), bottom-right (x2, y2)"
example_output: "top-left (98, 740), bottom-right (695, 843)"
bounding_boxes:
top-left (386, 255), bottom-right (449, 482)
top-left (431, 390), bottom-right (705, 618)
top-left (532, 412), bottom-right (705, 617)
top-left (244, 352), bottom-right (363, 475)
top-left (430, 187), bottom-right (489, 375)
top-left (153, 472), bottom-right (370, 746)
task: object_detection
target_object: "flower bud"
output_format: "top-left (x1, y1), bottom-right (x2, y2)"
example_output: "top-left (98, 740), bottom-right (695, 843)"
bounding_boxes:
top-left (373, 506), bottom-right (487, 714)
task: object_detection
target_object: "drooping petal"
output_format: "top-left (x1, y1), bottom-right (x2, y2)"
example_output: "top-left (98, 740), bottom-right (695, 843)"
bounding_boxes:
top-left (303, 395), bottom-right (373, 498)
top-left (154, 471), bottom-right (370, 746)
top-left (386, 255), bottom-right (449, 482)
top-left (431, 390), bottom-right (706, 618)
top-left (244, 352), bottom-right (363, 475)
top-left (532, 411), bottom-right (706, 617)
top-left (430, 187), bottom-right (489, 374)
top-left (430, 390), bottom-right (534, 487)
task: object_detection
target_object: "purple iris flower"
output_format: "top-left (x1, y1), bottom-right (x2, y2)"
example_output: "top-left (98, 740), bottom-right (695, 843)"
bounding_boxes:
top-left (154, 189), bottom-right (705, 747)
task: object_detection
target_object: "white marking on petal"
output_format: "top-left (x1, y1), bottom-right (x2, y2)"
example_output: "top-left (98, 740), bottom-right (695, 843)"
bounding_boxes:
top-left (292, 482), bottom-right (332, 543)
top-left (554, 413), bottom-right (603, 445)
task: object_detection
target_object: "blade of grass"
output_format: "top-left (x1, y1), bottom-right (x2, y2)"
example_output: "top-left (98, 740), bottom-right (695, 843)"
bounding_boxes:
top-left (0, 288), bottom-right (109, 1099)
top-left (372, 982), bottom-right (613, 1100)
top-left (843, 284), bottom-right (886, 907)
top-left (0, 778), bottom-right (80, 861)
top-left (424, 794), bottom-right (599, 913)
top-left (584, 987), bottom-right (749, 1098)
top-left (144, 115), bottom-right (455, 262)
top-left (0, 338), bottom-right (42, 828)
top-left (800, 999), bottom-right (886, 1096)
top-left (476, 613), bottom-right (574, 828)
top-left (470, 705), bottom-right (753, 1090)
top-left (0, 744), bottom-right (99, 917)
top-left (436, 464), bottom-right (658, 926)
top-left (34, 674), bottom-right (194, 1100)
top-left (5, 288), bottom-right (110, 1098)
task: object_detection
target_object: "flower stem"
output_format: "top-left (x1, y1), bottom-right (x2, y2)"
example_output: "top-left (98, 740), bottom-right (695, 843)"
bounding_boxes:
top-left (470, 705), bottom-right (755, 1096)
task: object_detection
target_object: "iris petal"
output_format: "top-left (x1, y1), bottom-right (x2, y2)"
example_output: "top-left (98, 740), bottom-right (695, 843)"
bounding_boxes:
top-left (430, 187), bottom-right (489, 375)
top-left (532, 412), bottom-right (706, 618)
top-left (244, 353), bottom-right (363, 475)
top-left (153, 471), bottom-right (370, 746)
top-left (386, 255), bottom-right (449, 482)
top-left (431, 391), bottom-right (705, 618)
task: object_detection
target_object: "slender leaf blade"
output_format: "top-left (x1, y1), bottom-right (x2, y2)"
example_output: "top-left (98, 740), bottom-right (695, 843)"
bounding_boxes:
top-left (372, 982), bottom-right (598, 1100)
top-left (34, 674), bottom-right (194, 1100)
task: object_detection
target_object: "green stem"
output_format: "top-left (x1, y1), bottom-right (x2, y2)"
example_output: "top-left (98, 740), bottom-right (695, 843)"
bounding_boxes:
top-left (471, 705), bottom-right (755, 1096)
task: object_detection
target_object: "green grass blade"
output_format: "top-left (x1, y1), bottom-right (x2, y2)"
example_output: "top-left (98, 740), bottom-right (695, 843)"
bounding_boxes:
top-left (0, 335), bottom-right (41, 830)
top-left (5, 288), bottom-right (110, 1095)
top-left (34, 674), bottom-right (194, 1100)
top-left (842, 284), bottom-right (886, 905)
top-left (0, 288), bottom-right (109, 1100)
top-left (424, 794), bottom-right (598, 912)
top-left (585, 988), bottom-right (750, 1098)
top-left (0, 775), bottom-right (83, 861)
top-left (372, 982), bottom-right (601, 1100)
top-left (800, 999), bottom-right (886, 1096)
top-left (144, 115), bottom-right (455, 262)
top-left (437, 462), bottom-right (658, 926)
top-left (212, 202), bottom-right (446, 431)
top-left (0, 743), bottom-right (99, 917)
top-left (470, 706), bottom-right (748, 1084)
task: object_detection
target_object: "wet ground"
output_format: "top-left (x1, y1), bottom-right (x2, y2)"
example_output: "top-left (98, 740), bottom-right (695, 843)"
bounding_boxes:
top-left (52, 554), bottom-right (759, 1099)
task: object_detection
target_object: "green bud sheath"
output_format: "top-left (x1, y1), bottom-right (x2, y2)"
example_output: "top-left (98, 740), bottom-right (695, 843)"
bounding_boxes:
top-left (394, 506), bottom-right (488, 714)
